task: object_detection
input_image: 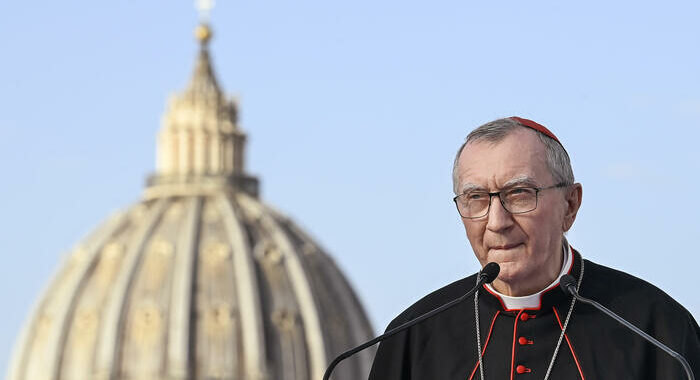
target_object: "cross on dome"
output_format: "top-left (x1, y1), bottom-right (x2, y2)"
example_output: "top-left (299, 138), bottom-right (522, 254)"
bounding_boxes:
top-left (196, 0), bottom-right (215, 22)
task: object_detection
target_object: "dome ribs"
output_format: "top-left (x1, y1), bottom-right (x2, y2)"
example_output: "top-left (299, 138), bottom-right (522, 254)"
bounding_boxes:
top-left (218, 194), bottom-right (268, 380)
top-left (94, 199), bottom-right (170, 380)
top-left (120, 199), bottom-right (186, 378)
top-left (165, 196), bottom-right (202, 379)
top-left (10, 190), bottom-right (376, 380)
top-left (193, 197), bottom-right (241, 378)
top-left (7, 210), bottom-right (132, 380)
top-left (239, 194), bottom-right (327, 380)
top-left (58, 213), bottom-right (141, 380)
top-left (284, 222), bottom-right (376, 378)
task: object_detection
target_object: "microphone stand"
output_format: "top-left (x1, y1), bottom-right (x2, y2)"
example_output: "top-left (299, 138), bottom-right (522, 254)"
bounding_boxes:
top-left (322, 270), bottom-right (495, 380)
top-left (560, 276), bottom-right (695, 380)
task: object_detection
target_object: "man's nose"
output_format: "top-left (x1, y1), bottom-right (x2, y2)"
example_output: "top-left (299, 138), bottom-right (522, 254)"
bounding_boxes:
top-left (486, 195), bottom-right (514, 232)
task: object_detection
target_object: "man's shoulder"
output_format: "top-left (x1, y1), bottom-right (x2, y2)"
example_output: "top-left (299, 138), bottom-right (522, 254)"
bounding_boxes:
top-left (583, 259), bottom-right (695, 319)
top-left (386, 273), bottom-right (479, 330)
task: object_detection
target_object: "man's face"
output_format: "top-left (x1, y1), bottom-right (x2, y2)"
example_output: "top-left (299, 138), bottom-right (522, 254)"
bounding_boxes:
top-left (455, 128), bottom-right (579, 295)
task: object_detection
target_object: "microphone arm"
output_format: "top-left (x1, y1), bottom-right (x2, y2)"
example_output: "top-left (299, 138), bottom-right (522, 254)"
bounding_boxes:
top-left (322, 263), bottom-right (500, 380)
top-left (560, 275), bottom-right (695, 380)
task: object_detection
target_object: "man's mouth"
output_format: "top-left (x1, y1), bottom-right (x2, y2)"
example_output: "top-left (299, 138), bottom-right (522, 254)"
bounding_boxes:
top-left (490, 243), bottom-right (523, 250)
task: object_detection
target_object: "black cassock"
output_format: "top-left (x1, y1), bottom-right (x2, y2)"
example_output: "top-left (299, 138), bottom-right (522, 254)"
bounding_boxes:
top-left (369, 250), bottom-right (700, 379)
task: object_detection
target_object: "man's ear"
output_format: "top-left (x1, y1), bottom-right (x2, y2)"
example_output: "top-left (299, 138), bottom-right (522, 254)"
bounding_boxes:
top-left (563, 183), bottom-right (583, 232)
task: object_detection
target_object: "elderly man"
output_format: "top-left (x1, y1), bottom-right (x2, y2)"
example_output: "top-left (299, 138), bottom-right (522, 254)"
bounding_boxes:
top-left (368, 117), bottom-right (700, 379)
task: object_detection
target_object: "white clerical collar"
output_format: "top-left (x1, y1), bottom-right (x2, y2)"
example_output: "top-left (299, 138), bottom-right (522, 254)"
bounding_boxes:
top-left (485, 239), bottom-right (573, 310)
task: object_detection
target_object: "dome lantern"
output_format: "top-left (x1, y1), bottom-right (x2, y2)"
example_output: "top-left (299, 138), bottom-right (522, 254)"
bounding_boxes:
top-left (147, 17), bottom-right (258, 199)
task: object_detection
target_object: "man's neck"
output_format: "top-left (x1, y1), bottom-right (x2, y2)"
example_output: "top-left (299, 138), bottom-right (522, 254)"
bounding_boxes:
top-left (491, 245), bottom-right (565, 297)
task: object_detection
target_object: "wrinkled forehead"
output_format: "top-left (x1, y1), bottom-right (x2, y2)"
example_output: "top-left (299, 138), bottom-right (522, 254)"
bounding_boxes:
top-left (458, 175), bottom-right (539, 194)
top-left (456, 129), bottom-right (552, 192)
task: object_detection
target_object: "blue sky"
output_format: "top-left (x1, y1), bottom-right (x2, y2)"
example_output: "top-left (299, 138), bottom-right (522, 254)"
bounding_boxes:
top-left (1, 0), bottom-right (699, 375)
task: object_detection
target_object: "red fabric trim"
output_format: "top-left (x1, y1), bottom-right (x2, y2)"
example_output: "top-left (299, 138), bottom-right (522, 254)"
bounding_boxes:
top-left (509, 116), bottom-right (561, 143)
top-left (553, 307), bottom-right (586, 380)
top-left (468, 311), bottom-right (502, 380)
top-left (510, 310), bottom-right (523, 380)
top-left (568, 247), bottom-right (578, 275)
top-left (482, 284), bottom-right (510, 310)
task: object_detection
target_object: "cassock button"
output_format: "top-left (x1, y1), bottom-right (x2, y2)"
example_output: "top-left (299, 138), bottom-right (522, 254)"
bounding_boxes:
top-left (519, 313), bottom-right (530, 321)
top-left (518, 336), bottom-right (529, 345)
top-left (516, 365), bottom-right (531, 374)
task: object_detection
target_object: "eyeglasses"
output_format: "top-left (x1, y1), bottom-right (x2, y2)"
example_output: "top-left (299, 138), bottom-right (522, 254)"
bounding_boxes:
top-left (453, 183), bottom-right (568, 219)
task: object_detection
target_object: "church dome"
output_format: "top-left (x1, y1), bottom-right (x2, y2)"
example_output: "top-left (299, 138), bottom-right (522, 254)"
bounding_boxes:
top-left (7, 23), bottom-right (374, 380)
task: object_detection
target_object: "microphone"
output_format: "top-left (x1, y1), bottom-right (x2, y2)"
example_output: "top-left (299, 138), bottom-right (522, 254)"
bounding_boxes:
top-left (559, 274), bottom-right (695, 380)
top-left (322, 262), bottom-right (500, 380)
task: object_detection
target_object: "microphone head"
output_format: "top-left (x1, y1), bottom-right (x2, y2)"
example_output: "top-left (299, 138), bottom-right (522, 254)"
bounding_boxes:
top-left (559, 274), bottom-right (577, 295)
top-left (479, 262), bottom-right (500, 284)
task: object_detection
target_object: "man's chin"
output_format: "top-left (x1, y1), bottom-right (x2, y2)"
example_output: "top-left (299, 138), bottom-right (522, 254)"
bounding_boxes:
top-left (486, 247), bottom-right (526, 265)
top-left (491, 263), bottom-right (525, 284)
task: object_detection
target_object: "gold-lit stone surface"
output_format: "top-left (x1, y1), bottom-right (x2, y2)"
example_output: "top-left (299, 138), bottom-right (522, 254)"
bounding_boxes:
top-left (272, 309), bottom-right (298, 331)
top-left (264, 244), bottom-right (284, 265)
top-left (96, 242), bottom-right (123, 288)
top-left (130, 203), bottom-right (148, 222)
top-left (165, 201), bottom-right (184, 220)
top-left (73, 309), bottom-right (98, 346)
top-left (129, 303), bottom-right (162, 345)
top-left (202, 241), bottom-right (230, 266)
top-left (204, 303), bottom-right (233, 335)
top-left (34, 314), bottom-right (52, 342)
top-left (143, 239), bottom-right (173, 289)
top-left (202, 201), bottom-right (220, 223)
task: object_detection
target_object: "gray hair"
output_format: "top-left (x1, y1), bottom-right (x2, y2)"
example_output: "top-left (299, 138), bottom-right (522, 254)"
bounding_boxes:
top-left (452, 118), bottom-right (574, 194)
